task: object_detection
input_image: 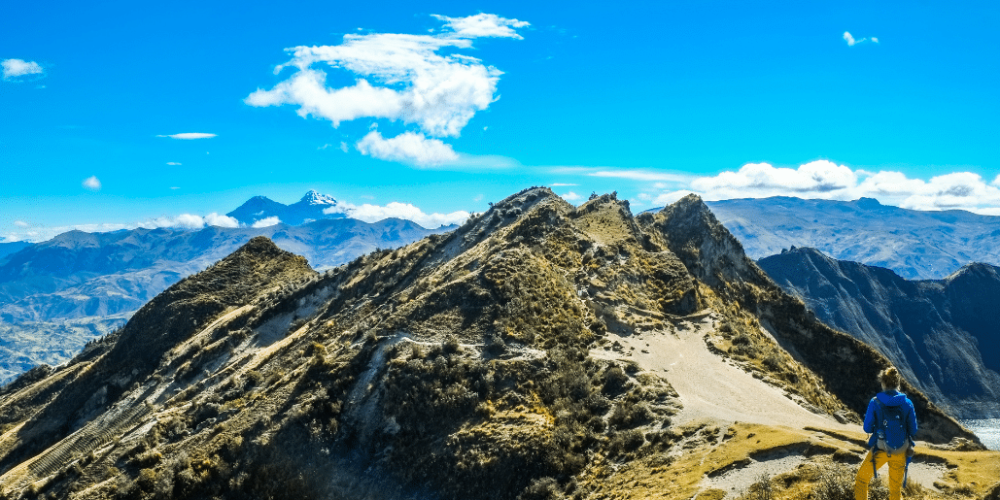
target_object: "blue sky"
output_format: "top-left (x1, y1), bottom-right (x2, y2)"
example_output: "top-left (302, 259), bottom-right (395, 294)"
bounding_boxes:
top-left (2, 0), bottom-right (999, 240)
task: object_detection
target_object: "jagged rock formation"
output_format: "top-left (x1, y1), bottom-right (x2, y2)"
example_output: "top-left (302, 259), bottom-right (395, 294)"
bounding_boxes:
top-left (0, 189), bottom-right (983, 500)
top-left (701, 196), bottom-right (1000, 279)
top-left (758, 247), bottom-right (1000, 418)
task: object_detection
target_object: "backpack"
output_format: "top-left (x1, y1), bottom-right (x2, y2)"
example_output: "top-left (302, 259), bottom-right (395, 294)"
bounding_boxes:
top-left (873, 397), bottom-right (909, 453)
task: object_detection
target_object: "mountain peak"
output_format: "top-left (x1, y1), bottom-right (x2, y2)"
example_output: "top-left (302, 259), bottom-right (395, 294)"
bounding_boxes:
top-left (299, 189), bottom-right (338, 206)
top-left (855, 197), bottom-right (883, 209)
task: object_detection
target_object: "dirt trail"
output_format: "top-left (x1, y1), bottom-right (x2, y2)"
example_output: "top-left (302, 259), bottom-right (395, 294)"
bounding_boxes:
top-left (593, 312), bottom-right (853, 431)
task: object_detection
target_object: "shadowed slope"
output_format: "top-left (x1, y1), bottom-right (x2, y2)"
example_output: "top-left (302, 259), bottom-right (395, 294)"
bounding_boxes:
top-left (641, 194), bottom-right (972, 444)
top-left (759, 247), bottom-right (1000, 418)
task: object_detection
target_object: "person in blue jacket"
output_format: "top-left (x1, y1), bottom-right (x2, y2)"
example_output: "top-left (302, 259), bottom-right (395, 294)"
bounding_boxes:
top-left (855, 366), bottom-right (918, 500)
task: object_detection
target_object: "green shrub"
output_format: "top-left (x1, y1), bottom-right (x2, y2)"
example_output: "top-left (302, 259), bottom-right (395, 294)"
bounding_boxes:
top-left (608, 403), bottom-right (653, 430)
top-left (739, 474), bottom-right (773, 500)
top-left (519, 477), bottom-right (560, 500)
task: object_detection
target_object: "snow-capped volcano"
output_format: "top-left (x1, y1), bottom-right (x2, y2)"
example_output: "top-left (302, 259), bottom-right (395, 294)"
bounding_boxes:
top-left (299, 189), bottom-right (338, 206)
top-left (227, 190), bottom-right (346, 226)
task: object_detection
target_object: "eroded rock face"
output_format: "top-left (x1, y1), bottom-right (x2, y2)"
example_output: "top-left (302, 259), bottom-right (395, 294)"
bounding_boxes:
top-left (759, 247), bottom-right (1000, 418)
top-left (0, 189), bottom-right (980, 500)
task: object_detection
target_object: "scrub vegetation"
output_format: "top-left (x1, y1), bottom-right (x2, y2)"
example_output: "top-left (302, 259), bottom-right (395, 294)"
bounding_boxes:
top-left (0, 188), bottom-right (994, 500)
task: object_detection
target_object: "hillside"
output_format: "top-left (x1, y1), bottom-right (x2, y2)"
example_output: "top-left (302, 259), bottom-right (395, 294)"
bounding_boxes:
top-left (0, 188), bottom-right (991, 500)
top-left (0, 217), bottom-right (448, 385)
top-left (758, 247), bottom-right (1000, 419)
top-left (701, 196), bottom-right (1000, 280)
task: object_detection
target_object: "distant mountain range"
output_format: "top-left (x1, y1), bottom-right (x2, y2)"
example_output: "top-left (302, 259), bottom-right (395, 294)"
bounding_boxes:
top-left (226, 189), bottom-right (346, 226)
top-left (759, 247), bottom-right (1000, 419)
top-left (0, 192), bottom-right (454, 384)
top-left (701, 197), bottom-right (1000, 280)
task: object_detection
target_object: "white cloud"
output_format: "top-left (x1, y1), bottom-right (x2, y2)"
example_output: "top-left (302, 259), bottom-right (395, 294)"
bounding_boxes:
top-left (251, 216), bottom-right (282, 228)
top-left (431, 13), bottom-right (530, 39)
top-left (82, 176), bottom-right (101, 191)
top-left (560, 191), bottom-right (581, 201)
top-left (2, 59), bottom-right (43, 79)
top-left (843, 31), bottom-right (876, 46)
top-left (339, 141), bottom-right (349, 153)
top-left (324, 201), bottom-right (469, 228)
top-left (641, 160), bottom-right (1000, 215)
top-left (993, 174), bottom-right (1000, 187)
top-left (356, 130), bottom-right (458, 165)
top-left (166, 162), bottom-right (182, 165)
top-left (245, 13), bottom-right (526, 166)
top-left (690, 160), bottom-right (857, 199)
top-left (204, 213), bottom-right (240, 227)
top-left (157, 133), bottom-right (217, 139)
top-left (551, 183), bottom-right (577, 187)
top-left (139, 212), bottom-right (239, 229)
top-left (14, 221), bottom-right (29, 228)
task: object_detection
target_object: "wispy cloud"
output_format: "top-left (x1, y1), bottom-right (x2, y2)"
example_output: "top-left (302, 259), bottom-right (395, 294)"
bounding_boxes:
top-left (245, 13), bottom-right (527, 165)
top-left (560, 191), bottom-right (581, 202)
top-left (13, 221), bottom-right (29, 228)
top-left (2, 59), bottom-right (44, 80)
top-left (166, 162), bottom-right (182, 165)
top-left (843, 31), bottom-right (878, 46)
top-left (82, 176), bottom-right (101, 191)
top-left (157, 133), bottom-right (217, 140)
top-left (431, 13), bottom-right (529, 39)
top-left (586, 169), bottom-right (694, 183)
top-left (551, 183), bottom-right (577, 187)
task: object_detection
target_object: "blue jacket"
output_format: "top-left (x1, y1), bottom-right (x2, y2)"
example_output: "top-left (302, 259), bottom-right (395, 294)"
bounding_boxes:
top-left (864, 390), bottom-right (918, 448)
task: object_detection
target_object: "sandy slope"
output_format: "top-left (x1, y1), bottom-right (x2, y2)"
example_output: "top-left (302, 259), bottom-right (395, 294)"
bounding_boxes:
top-left (592, 311), bottom-right (854, 431)
top-left (591, 309), bottom-right (948, 496)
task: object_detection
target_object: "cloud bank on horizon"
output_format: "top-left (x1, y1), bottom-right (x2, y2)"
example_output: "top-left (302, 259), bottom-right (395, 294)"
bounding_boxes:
top-left (639, 161), bottom-right (1000, 215)
top-left (245, 13), bottom-right (528, 166)
top-left (3, 197), bottom-right (469, 243)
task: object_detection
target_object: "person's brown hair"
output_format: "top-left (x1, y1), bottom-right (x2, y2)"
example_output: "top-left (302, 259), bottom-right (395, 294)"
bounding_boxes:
top-left (879, 366), bottom-right (901, 391)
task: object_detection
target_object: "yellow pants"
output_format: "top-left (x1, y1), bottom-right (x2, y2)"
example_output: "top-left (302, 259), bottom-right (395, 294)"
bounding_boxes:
top-left (855, 449), bottom-right (907, 500)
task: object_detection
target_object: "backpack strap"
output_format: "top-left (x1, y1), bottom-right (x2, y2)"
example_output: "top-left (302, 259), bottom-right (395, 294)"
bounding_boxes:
top-left (870, 397), bottom-right (881, 480)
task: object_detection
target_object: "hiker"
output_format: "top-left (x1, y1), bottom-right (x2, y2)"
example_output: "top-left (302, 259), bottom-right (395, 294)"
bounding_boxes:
top-left (855, 366), bottom-right (918, 500)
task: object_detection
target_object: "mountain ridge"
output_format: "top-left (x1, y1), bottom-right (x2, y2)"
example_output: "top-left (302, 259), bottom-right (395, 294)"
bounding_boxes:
top-left (0, 188), bottom-right (987, 500)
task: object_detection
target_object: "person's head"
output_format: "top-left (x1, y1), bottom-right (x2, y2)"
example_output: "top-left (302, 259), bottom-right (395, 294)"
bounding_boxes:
top-left (879, 366), bottom-right (901, 391)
